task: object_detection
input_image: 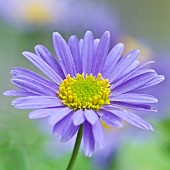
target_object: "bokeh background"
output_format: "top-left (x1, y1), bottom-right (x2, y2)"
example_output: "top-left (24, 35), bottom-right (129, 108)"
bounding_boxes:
top-left (0, 0), bottom-right (170, 170)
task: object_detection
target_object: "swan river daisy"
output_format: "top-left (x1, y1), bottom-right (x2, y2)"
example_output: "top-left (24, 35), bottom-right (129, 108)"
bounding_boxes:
top-left (4, 31), bottom-right (164, 158)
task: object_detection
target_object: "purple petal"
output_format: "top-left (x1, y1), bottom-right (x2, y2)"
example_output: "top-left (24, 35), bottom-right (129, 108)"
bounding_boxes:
top-left (68, 35), bottom-right (82, 74)
top-left (48, 107), bottom-right (73, 125)
top-left (81, 31), bottom-right (94, 74)
top-left (83, 121), bottom-right (95, 157)
top-left (72, 110), bottom-right (85, 126)
top-left (94, 39), bottom-right (100, 55)
top-left (28, 108), bottom-right (60, 119)
top-left (111, 101), bottom-right (157, 112)
top-left (108, 50), bottom-right (140, 83)
top-left (3, 89), bottom-right (35, 97)
top-left (118, 60), bottom-right (140, 79)
top-left (137, 75), bottom-right (165, 89)
top-left (11, 76), bottom-right (57, 96)
top-left (103, 106), bottom-right (154, 131)
top-left (103, 43), bottom-right (124, 78)
top-left (11, 67), bottom-right (57, 89)
top-left (79, 39), bottom-right (83, 55)
top-left (92, 31), bottom-right (110, 75)
top-left (35, 45), bottom-right (65, 79)
top-left (110, 93), bottom-right (158, 104)
top-left (53, 112), bottom-right (72, 138)
top-left (92, 119), bottom-right (105, 149)
top-left (97, 109), bottom-right (123, 128)
top-left (84, 109), bottom-right (99, 125)
top-left (125, 68), bottom-right (156, 81)
top-left (138, 60), bottom-right (155, 67)
top-left (125, 61), bottom-right (155, 77)
top-left (53, 32), bottom-right (76, 77)
top-left (12, 96), bottom-right (63, 109)
top-left (111, 62), bottom-right (156, 90)
top-left (112, 72), bottom-right (157, 96)
top-left (61, 120), bottom-right (79, 142)
top-left (23, 51), bottom-right (62, 85)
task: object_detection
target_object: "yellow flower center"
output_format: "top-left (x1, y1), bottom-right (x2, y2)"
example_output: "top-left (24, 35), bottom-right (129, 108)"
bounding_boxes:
top-left (58, 73), bottom-right (111, 110)
top-left (24, 3), bottom-right (52, 24)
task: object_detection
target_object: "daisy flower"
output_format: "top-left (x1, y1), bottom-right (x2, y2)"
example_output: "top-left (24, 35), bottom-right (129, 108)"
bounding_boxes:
top-left (4, 31), bottom-right (164, 157)
top-left (0, 0), bottom-right (119, 40)
top-left (0, 0), bottom-right (67, 29)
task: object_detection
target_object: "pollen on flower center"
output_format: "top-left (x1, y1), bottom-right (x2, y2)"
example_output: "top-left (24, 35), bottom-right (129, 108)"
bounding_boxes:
top-left (57, 73), bottom-right (111, 110)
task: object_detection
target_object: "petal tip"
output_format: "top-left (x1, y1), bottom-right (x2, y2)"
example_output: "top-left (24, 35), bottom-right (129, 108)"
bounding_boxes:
top-left (85, 151), bottom-right (93, 157)
top-left (28, 113), bottom-right (34, 119)
top-left (72, 119), bottom-right (80, 126)
top-left (149, 126), bottom-right (154, 131)
top-left (153, 108), bottom-right (157, 112)
top-left (22, 51), bottom-right (28, 55)
top-left (104, 31), bottom-right (110, 37)
top-left (117, 122), bottom-right (124, 128)
top-left (3, 91), bottom-right (8, 96)
top-left (53, 32), bottom-right (60, 36)
top-left (155, 98), bottom-right (158, 103)
top-left (34, 44), bottom-right (43, 51)
top-left (11, 100), bottom-right (15, 105)
top-left (84, 31), bottom-right (94, 38)
top-left (85, 30), bottom-right (93, 34)
top-left (10, 68), bottom-right (16, 75)
top-left (126, 49), bottom-right (140, 58)
top-left (145, 124), bottom-right (154, 131)
top-left (134, 49), bottom-right (140, 55)
top-left (115, 43), bottom-right (125, 52)
top-left (52, 32), bottom-right (62, 40)
top-left (160, 75), bottom-right (165, 81)
top-left (117, 43), bottom-right (124, 48)
top-left (69, 34), bottom-right (77, 40)
top-left (22, 51), bottom-right (33, 57)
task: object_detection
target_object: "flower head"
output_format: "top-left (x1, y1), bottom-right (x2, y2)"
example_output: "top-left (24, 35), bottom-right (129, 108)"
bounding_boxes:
top-left (4, 31), bottom-right (164, 157)
top-left (0, 0), bottom-right (119, 39)
top-left (0, 0), bottom-right (67, 29)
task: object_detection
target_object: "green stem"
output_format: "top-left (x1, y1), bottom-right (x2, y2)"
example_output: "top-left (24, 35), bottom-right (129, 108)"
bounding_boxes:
top-left (66, 124), bottom-right (83, 170)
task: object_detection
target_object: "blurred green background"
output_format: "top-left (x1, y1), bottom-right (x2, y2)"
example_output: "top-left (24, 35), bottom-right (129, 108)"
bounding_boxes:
top-left (0, 0), bottom-right (170, 170)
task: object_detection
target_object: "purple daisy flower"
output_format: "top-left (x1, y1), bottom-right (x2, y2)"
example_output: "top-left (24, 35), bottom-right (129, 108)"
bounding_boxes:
top-left (4, 31), bottom-right (164, 157)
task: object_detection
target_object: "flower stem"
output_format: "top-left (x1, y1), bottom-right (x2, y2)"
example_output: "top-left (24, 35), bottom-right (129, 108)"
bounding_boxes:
top-left (66, 124), bottom-right (83, 170)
